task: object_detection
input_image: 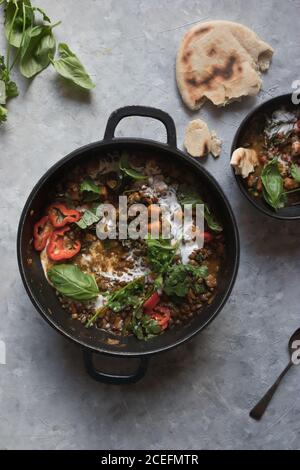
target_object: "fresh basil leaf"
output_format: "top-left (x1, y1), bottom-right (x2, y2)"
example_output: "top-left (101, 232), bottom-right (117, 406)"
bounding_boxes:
top-left (5, 0), bottom-right (34, 48)
top-left (178, 184), bottom-right (222, 232)
top-left (76, 209), bottom-right (100, 229)
top-left (177, 184), bottom-right (203, 206)
top-left (48, 264), bottom-right (99, 301)
top-left (32, 6), bottom-right (51, 23)
top-left (0, 81), bottom-right (6, 105)
top-left (79, 178), bottom-right (102, 202)
top-left (291, 164), bottom-right (300, 183)
top-left (204, 206), bottom-right (223, 232)
top-left (120, 152), bottom-right (147, 180)
top-left (20, 24), bottom-right (56, 78)
top-left (0, 105), bottom-right (8, 123)
top-left (5, 79), bottom-right (18, 98)
top-left (80, 177), bottom-right (100, 195)
top-left (261, 159), bottom-right (285, 210)
top-left (51, 43), bottom-right (95, 90)
top-left (0, 55), bottom-right (19, 101)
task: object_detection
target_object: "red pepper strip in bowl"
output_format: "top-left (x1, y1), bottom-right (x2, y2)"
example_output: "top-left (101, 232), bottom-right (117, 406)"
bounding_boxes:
top-left (47, 226), bottom-right (81, 261)
top-left (143, 291), bottom-right (160, 312)
top-left (48, 204), bottom-right (81, 228)
top-left (149, 306), bottom-right (171, 331)
top-left (33, 216), bottom-right (53, 251)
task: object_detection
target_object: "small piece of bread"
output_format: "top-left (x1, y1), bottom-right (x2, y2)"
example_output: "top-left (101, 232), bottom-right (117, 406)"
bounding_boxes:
top-left (210, 131), bottom-right (222, 158)
top-left (176, 20), bottom-right (274, 110)
top-left (184, 119), bottom-right (222, 158)
top-left (230, 147), bottom-right (258, 178)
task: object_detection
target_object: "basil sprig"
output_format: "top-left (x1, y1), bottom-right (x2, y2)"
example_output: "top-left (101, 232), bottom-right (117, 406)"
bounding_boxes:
top-left (20, 23), bottom-right (57, 78)
top-left (177, 184), bottom-right (223, 232)
top-left (0, 0), bottom-right (95, 122)
top-left (261, 159), bottom-right (287, 210)
top-left (51, 43), bottom-right (95, 90)
top-left (48, 264), bottom-right (99, 301)
top-left (291, 164), bottom-right (300, 183)
top-left (119, 152), bottom-right (147, 180)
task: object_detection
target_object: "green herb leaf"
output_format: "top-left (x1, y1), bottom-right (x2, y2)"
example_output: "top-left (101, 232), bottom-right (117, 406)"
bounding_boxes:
top-left (0, 55), bottom-right (19, 102)
top-left (291, 164), bottom-right (300, 183)
top-left (0, 80), bottom-right (6, 105)
top-left (5, 0), bottom-right (34, 48)
top-left (51, 43), bottom-right (95, 90)
top-left (107, 277), bottom-right (145, 313)
top-left (120, 152), bottom-right (147, 180)
top-left (204, 206), bottom-right (223, 232)
top-left (0, 105), bottom-right (8, 123)
top-left (20, 24), bottom-right (56, 78)
top-left (48, 264), bottom-right (99, 301)
top-left (32, 6), bottom-right (51, 23)
top-left (177, 184), bottom-right (222, 232)
top-left (130, 314), bottom-right (161, 340)
top-left (146, 237), bottom-right (177, 274)
top-left (80, 177), bottom-right (100, 195)
top-left (5, 79), bottom-right (18, 98)
top-left (261, 159), bottom-right (285, 210)
top-left (164, 264), bottom-right (208, 298)
top-left (79, 177), bottom-right (102, 202)
top-left (76, 209), bottom-right (100, 229)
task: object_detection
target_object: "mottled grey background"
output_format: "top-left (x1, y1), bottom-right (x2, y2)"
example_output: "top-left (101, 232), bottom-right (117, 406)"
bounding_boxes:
top-left (1, 0), bottom-right (300, 450)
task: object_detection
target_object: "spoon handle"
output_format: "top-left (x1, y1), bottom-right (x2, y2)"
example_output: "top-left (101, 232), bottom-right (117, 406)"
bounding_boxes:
top-left (249, 361), bottom-right (293, 420)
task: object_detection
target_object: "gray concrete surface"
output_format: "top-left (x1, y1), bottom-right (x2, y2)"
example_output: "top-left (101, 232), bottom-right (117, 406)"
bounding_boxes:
top-left (1, 0), bottom-right (300, 450)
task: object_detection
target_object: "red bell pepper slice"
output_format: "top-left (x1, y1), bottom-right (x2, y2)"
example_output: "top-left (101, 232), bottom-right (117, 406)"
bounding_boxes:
top-left (202, 231), bottom-right (213, 243)
top-left (48, 204), bottom-right (81, 228)
top-left (47, 226), bottom-right (81, 261)
top-left (33, 216), bottom-right (53, 251)
top-left (143, 292), bottom-right (160, 312)
top-left (149, 306), bottom-right (171, 331)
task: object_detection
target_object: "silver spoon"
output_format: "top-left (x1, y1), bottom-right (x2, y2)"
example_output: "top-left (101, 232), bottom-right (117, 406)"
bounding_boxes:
top-left (250, 328), bottom-right (300, 420)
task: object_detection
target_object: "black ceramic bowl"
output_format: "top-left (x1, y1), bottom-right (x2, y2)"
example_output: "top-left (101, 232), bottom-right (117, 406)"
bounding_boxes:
top-left (17, 106), bottom-right (240, 384)
top-left (231, 94), bottom-right (300, 220)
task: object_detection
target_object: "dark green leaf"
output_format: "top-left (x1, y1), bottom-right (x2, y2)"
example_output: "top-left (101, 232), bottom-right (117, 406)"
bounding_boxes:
top-left (291, 164), bottom-right (300, 183)
top-left (5, 79), bottom-right (18, 98)
top-left (130, 314), bottom-right (161, 340)
top-left (20, 24), bottom-right (56, 78)
top-left (107, 277), bottom-right (145, 313)
top-left (204, 206), bottom-right (223, 232)
top-left (80, 177), bottom-right (100, 195)
top-left (0, 56), bottom-right (19, 101)
top-left (48, 264), bottom-right (99, 301)
top-left (120, 152), bottom-right (147, 180)
top-left (164, 263), bottom-right (208, 298)
top-left (261, 159), bottom-right (285, 210)
top-left (177, 184), bottom-right (222, 232)
top-left (80, 178), bottom-right (102, 202)
top-left (76, 209), bottom-right (100, 229)
top-left (0, 105), bottom-right (8, 122)
top-left (5, 0), bottom-right (34, 48)
top-left (146, 237), bottom-right (177, 274)
top-left (51, 43), bottom-right (95, 90)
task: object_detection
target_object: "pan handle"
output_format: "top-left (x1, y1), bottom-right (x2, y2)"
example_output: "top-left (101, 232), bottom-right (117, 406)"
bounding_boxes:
top-left (104, 105), bottom-right (177, 148)
top-left (82, 349), bottom-right (149, 385)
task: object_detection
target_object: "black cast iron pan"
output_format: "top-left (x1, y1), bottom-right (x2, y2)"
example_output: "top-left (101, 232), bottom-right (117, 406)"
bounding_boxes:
top-left (17, 106), bottom-right (240, 384)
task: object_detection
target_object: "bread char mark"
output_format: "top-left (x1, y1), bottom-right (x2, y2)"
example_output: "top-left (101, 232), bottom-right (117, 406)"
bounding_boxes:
top-left (185, 54), bottom-right (239, 89)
